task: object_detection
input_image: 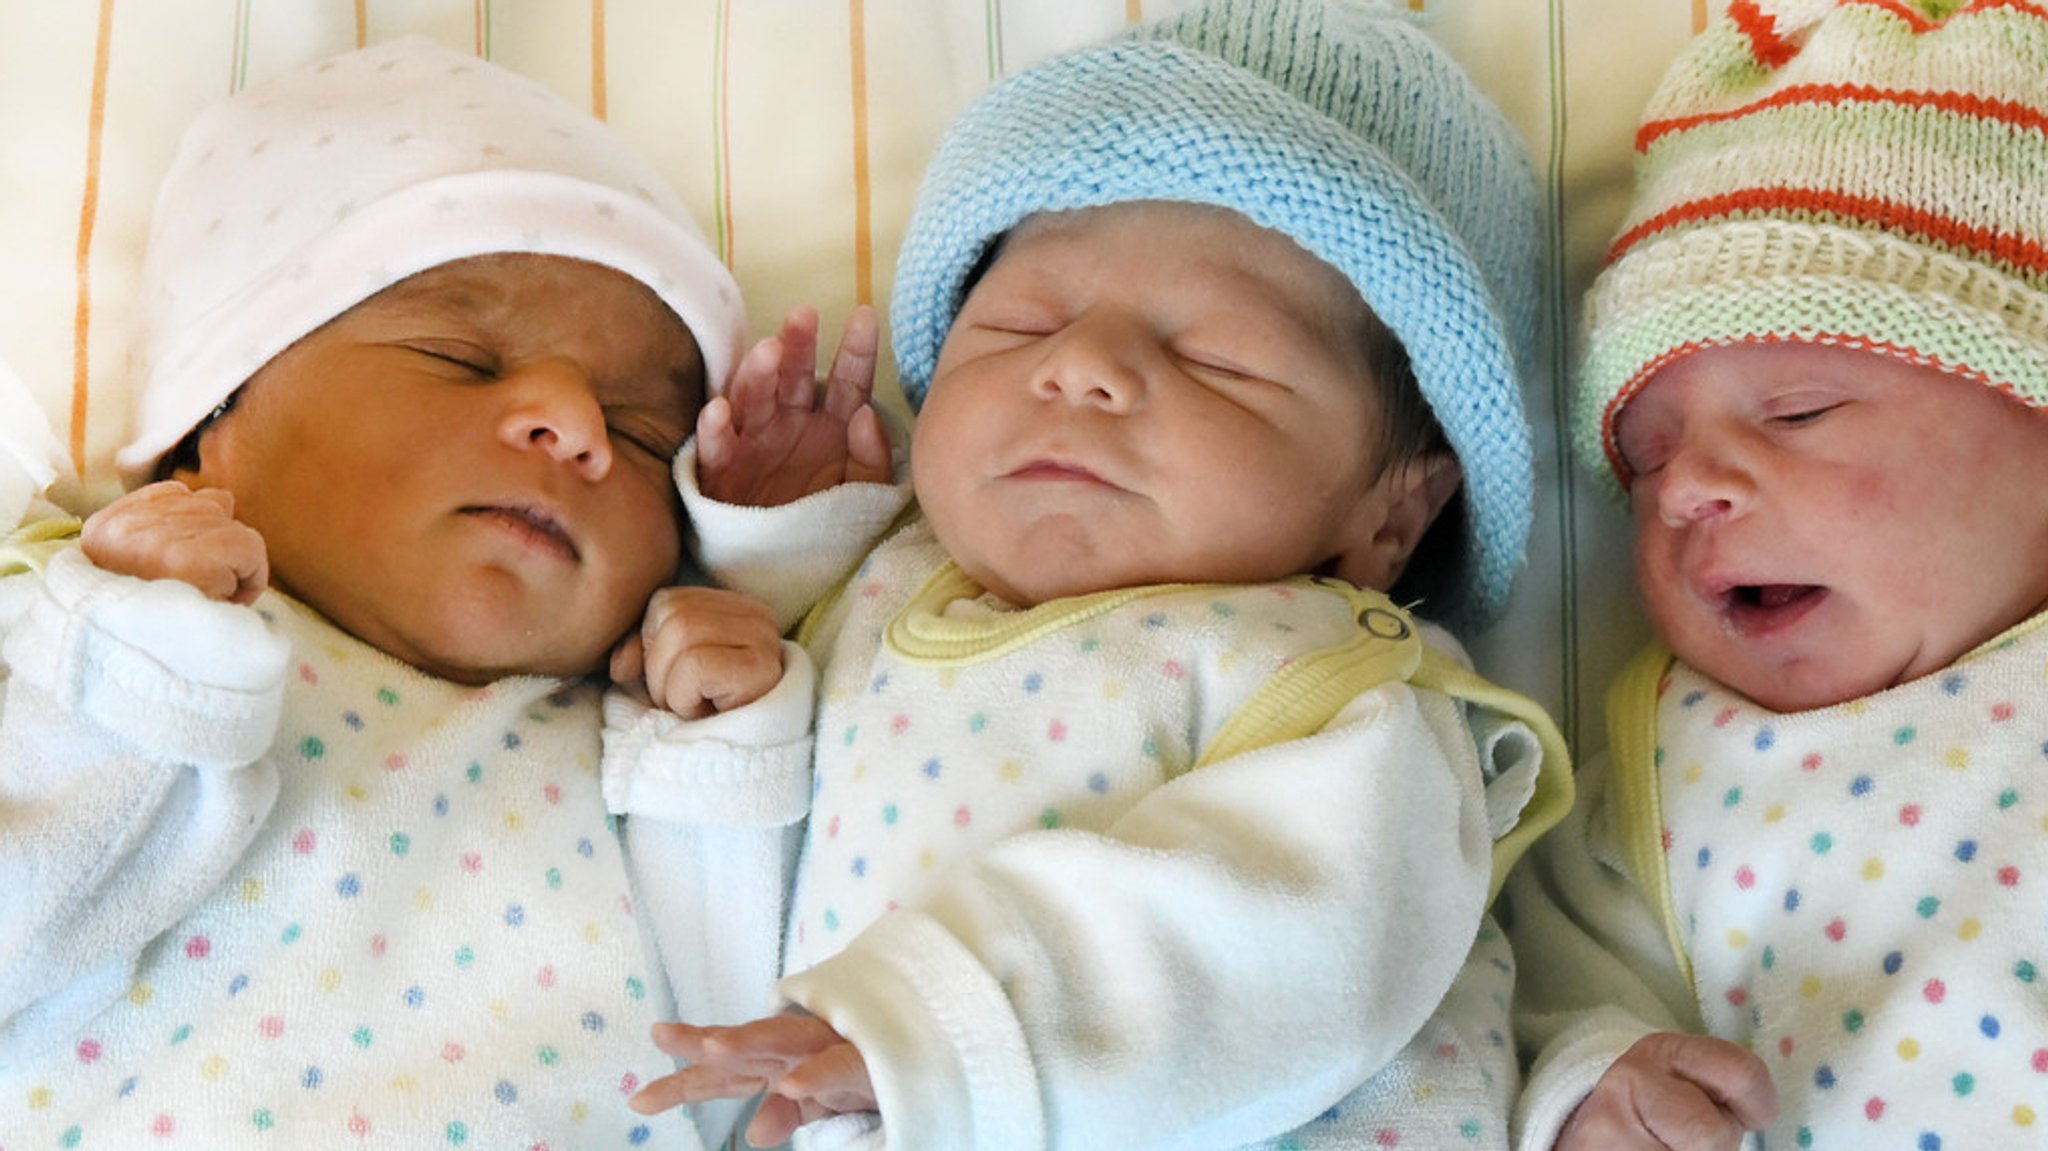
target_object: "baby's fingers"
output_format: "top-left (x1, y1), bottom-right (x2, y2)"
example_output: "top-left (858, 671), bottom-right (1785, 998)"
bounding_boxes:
top-left (821, 305), bottom-right (879, 422)
top-left (845, 405), bottom-right (893, 486)
top-left (774, 307), bottom-right (823, 410)
top-left (743, 1093), bottom-right (815, 1148)
top-left (83, 483), bottom-right (268, 603)
top-left (647, 1021), bottom-right (808, 1080)
top-left (1667, 1037), bottom-right (1779, 1133)
top-left (695, 395), bottom-right (736, 474)
top-left (627, 1065), bottom-right (772, 1115)
top-left (640, 588), bottom-right (783, 717)
top-left (649, 641), bottom-right (784, 718)
top-left (778, 1042), bottom-right (875, 1114)
top-left (728, 337), bottom-right (789, 436)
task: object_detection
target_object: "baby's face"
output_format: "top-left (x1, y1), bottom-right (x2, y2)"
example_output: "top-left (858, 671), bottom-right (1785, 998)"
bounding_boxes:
top-left (179, 253), bottom-right (702, 684)
top-left (1616, 341), bottom-right (2048, 712)
top-left (912, 201), bottom-right (1426, 607)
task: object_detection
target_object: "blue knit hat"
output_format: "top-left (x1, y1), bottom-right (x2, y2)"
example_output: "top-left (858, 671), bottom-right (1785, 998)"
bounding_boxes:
top-left (891, 0), bottom-right (1540, 635)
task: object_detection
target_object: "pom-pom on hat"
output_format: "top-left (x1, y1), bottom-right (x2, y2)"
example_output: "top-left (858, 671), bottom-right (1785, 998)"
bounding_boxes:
top-left (116, 36), bottom-right (745, 485)
top-left (1579, 0), bottom-right (2048, 490)
top-left (890, 0), bottom-right (1542, 636)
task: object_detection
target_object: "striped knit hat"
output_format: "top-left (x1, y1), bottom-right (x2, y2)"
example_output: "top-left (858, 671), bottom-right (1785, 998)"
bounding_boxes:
top-left (1579, 0), bottom-right (2048, 489)
top-left (891, 0), bottom-right (1541, 635)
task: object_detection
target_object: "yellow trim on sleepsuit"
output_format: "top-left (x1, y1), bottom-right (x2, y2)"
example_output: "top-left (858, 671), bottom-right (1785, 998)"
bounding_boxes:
top-left (0, 518), bottom-right (84, 579)
top-left (1606, 643), bottom-right (1694, 989)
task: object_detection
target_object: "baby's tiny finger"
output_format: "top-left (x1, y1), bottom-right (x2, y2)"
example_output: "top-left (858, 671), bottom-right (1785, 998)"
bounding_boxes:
top-left (822, 307), bottom-right (880, 421)
top-left (845, 406), bottom-right (892, 485)
top-left (744, 1094), bottom-right (806, 1148)
top-left (609, 634), bottom-right (646, 690)
top-left (696, 396), bottom-right (735, 465)
top-left (779, 1043), bottom-right (875, 1113)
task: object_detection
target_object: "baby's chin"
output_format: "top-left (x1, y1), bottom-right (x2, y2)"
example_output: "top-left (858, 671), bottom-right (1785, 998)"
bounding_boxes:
top-left (304, 589), bottom-right (618, 686)
top-left (1704, 649), bottom-right (1947, 716)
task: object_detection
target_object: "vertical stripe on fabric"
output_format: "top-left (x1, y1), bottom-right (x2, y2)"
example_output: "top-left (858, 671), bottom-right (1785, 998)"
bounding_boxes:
top-left (475, 0), bottom-right (489, 58)
top-left (69, 0), bottom-right (117, 480)
top-left (711, 0), bottom-right (734, 265)
top-left (355, 0), bottom-right (367, 48)
top-left (1128, 1), bottom-right (1146, 24)
top-left (591, 0), bottom-right (608, 120)
top-left (1545, 0), bottom-right (1581, 750)
top-left (1694, 0), bottom-right (1711, 34)
top-left (232, 0), bottom-right (252, 92)
top-left (985, 0), bottom-right (1003, 81)
top-left (849, 0), bottom-right (874, 306)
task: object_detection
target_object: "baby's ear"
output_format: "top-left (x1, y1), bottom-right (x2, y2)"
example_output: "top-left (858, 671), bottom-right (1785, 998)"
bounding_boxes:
top-left (1330, 450), bottom-right (1461, 591)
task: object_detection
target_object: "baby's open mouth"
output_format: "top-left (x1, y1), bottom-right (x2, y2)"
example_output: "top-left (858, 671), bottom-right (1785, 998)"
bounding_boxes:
top-left (1735, 584), bottom-right (1819, 610)
top-left (1725, 583), bottom-right (1825, 632)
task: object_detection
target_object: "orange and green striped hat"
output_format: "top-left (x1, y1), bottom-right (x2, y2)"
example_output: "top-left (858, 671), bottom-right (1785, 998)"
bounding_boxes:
top-left (1577, 0), bottom-right (2048, 489)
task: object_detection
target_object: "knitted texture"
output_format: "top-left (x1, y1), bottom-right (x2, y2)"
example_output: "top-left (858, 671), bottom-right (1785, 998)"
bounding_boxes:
top-left (889, 0), bottom-right (1541, 637)
top-left (117, 36), bottom-right (744, 485)
top-left (1579, 0), bottom-right (2048, 489)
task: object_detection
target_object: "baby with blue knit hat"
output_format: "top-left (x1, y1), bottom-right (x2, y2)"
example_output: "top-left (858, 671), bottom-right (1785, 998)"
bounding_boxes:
top-left (625, 2), bottom-right (1573, 1148)
top-left (1, 36), bottom-right (812, 1151)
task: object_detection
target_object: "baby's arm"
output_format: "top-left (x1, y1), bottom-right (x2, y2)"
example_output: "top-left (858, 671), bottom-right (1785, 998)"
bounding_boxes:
top-left (2, 483), bottom-right (287, 1055)
top-left (600, 585), bottom-right (821, 1150)
top-left (681, 307), bottom-right (912, 631)
top-left (1503, 748), bottom-right (1776, 1150)
top-left (770, 679), bottom-right (1494, 1150)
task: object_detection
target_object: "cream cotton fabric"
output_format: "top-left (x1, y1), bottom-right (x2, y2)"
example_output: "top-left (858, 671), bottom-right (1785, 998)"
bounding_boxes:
top-left (1510, 618), bottom-right (2048, 1150)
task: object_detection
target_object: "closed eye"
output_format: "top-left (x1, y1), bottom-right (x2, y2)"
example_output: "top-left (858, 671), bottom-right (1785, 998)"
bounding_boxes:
top-left (974, 321), bottom-right (1057, 340)
top-left (1179, 353), bottom-right (1261, 381)
top-left (403, 342), bottom-right (496, 376)
top-left (605, 410), bottom-right (687, 460)
top-left (1772, 403), bottom-right (1842, 426)
top-left (1177, 350), bottom-right (1289, 394)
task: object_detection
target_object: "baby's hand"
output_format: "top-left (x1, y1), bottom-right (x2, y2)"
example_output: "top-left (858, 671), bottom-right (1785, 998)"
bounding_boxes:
top-left (608, 586), bottom-right (783, 718)
top-left (1557, 1031), bottom-right (1778, 1150)
top-left (697, 305), bottom-right (892, 507)
top-left (79, 480), bottom-right (269, 605)
top-left (631, 1013), bottom-right (875, 1148)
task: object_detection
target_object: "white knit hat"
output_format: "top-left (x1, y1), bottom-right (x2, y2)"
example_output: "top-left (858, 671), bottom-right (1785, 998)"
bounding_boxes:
top-left (116, 36), bottom-right (744, 485)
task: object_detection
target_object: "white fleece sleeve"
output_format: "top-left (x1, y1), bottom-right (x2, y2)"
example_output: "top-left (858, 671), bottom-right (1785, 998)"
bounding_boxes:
top-left (1501, 749), bottom-right (1705, 1151)
top-left (779, 680), bottom-right (1496, 1151)
top-left (677, 440), bottom-right (913, 635)
top-left (0, 549), bottom-right (288, 1065)
top-left (603, 641), bottom-right (817, 1151)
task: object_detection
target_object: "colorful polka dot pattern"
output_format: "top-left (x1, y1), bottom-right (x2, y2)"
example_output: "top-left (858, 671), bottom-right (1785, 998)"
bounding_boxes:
top-left (2, 605), bottom-right (677, 1148)
top-left (785, 531), bottom-right (1370, 975)
top-left (1656, 632), bottom-right (2048, 1148)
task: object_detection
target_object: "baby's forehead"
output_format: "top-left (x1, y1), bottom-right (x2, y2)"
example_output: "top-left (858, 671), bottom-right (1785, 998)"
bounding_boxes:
top-left (992, 202), bottom-right (1379, 338)
top-left (362, 253), bottom-right (607, 314)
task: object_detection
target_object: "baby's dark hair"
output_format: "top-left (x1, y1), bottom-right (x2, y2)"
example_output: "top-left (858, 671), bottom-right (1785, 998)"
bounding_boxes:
top-left (1363, 312), bottom-right (1465, 607)
top-left (154, 392), bottom-right (240, 481)
top-left (1359, 307), bottom-right (1447, 480)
